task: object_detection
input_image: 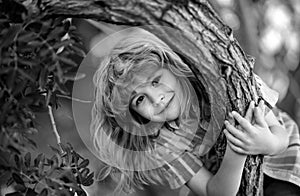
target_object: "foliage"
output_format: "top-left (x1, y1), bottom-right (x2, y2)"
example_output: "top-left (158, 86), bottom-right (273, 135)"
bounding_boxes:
top-left (0, 0), bottom-right (92, 195)
top-left (3, 144), bottom-right (93, 196)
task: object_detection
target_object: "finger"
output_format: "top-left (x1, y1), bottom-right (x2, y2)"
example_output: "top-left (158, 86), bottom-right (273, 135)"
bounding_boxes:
top-left (224, 121), bottom-right (246, 140)
top-left (224, 128), bottom-right (245, 148)
top-left (227, 140), bottom-right (247, 155)
top-left (254, 105), bottom-right (268, 127)
top-left (231, 111), bottom-right (252, 131)
top-left (245, 101), bottom-right (255, 122)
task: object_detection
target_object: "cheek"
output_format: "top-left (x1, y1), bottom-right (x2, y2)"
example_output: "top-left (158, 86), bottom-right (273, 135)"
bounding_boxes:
top-left (137, 106), bottom-right (153, 120)
top-left (163, 99), bottom-right (181, 121)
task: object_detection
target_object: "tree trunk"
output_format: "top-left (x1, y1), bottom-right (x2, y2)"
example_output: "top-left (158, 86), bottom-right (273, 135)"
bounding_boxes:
top-left (41, 0), bottom-right (264, 195)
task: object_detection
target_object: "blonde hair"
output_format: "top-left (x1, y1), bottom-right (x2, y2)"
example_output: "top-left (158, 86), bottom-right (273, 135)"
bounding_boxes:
top-left (91, 29), bottom-right (200, 194)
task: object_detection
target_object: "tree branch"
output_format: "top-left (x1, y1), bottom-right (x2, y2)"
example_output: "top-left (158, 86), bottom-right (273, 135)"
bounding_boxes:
top-left (48, 105), bottom-right (65, 155)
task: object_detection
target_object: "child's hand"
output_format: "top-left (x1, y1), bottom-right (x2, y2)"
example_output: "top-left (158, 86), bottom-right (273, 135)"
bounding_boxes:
top-left (223, 100), bottom-right (277, 155)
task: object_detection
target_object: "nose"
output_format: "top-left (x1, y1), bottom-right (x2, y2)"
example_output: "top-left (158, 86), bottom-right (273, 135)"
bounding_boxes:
top-left (152, 93), bottom-right (165, 106)
top-left (147, 88), bottom-right (165, 106)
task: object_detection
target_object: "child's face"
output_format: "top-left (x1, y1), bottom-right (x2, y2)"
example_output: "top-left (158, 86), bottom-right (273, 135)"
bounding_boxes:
top-left (129, 67), bottom-right (183, 123)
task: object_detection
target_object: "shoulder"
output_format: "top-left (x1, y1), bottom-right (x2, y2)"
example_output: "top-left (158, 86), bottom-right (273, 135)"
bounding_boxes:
top-left (153, 126), bottom-right (204, 189)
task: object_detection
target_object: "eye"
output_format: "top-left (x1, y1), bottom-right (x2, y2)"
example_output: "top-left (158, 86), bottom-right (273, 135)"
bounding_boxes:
top-left (151, 80), bottom-right (158, 86)
top-left (151, 76), bottom-right (161, 87)
top-left (136, 95), bottom-right (145, 106)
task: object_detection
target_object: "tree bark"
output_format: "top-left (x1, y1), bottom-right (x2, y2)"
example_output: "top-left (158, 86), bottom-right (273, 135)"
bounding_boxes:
top-left (41, 0), bottom-right (264, 195)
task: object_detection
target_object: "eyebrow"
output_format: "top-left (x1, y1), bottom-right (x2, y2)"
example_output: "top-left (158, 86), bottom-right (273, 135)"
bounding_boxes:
top-left (131, 90), bottom-right (137, 99)
top-left (129, 90), bottom-right (138, 105)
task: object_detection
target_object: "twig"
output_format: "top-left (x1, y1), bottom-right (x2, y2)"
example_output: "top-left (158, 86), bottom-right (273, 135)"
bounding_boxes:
top-left (48, 105), bottom-right (65, 155)
top-left (56, 94), bottom-right (92, 103)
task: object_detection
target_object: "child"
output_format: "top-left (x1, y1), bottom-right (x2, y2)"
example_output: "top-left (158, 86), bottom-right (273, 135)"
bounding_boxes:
top-left (90, 28), bottom-right (290, 196)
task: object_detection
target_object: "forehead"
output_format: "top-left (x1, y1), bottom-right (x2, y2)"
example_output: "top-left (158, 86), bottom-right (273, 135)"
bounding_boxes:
top-left (128, 65), bottom-right (161, 90)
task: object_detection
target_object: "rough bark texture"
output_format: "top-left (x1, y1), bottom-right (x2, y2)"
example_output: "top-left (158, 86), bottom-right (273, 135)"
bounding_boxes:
top-left (41, 0), bottom-right (265, 195)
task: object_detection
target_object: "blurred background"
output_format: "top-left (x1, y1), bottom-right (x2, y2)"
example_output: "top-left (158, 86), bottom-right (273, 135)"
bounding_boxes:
top-left (15, 0), bottom-right (300, 196)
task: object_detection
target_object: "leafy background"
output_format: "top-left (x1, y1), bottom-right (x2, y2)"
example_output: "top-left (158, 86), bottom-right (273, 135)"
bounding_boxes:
top-left (0, 0), bottom-right (299, 196)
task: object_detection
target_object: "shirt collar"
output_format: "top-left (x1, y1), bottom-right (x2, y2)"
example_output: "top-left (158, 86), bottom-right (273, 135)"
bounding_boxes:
top-left (165, 119), bottom-right (180, 131)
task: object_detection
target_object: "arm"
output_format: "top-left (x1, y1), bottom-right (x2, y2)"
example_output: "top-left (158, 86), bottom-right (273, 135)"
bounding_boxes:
top-left (224, 100), bottom-right (289, 155)
top-left (186, 145), bottom-right (246, 196)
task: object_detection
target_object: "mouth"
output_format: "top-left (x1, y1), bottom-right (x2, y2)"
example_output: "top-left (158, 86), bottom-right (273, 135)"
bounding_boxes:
top-left (156, 93), bottom-right (174, 115)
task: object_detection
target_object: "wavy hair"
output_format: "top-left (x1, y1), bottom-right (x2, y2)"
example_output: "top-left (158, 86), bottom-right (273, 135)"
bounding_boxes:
top-left (91, 29), bottom-right (200, 194)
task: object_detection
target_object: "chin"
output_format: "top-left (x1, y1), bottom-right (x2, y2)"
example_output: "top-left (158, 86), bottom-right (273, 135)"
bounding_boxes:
top-left (166, 110), bottom-right (180, 121)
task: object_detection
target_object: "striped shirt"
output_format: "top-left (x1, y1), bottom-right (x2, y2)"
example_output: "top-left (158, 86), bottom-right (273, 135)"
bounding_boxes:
top-left (263, 109), bottom-right (300, 187)
top-left (153, 75), bottom-right (300, 190)
top-left (153, 122), bottom-right (205, 189)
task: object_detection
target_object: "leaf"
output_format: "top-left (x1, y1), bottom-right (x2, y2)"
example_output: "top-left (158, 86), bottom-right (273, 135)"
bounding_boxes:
top-left (24, 152), bottom-right (31, 168)
top-left (63, 171), bottom-right (78, 184)
top-left (7, 68), bottom-right (16, 91)
top-left (27, 40), bottom-right (42, 47)
top-left (58, 56), bottom-right (77, 67)
top-left (25, 128), bottom-right (38, 135)
top-left (75, 189), bottom-right (87, 196)
top-left (49, 145), bottom-right (60, 154)
top-left (52, 39), bottom-right (74, 49)
top-left (17, 32), bottom-right (37, 43)
top-left (78, 159), bottom-right (89, 169)
top-left (14, 184), bottom-right (26, 192)
top-left (72, 152), bottom-right (79, 166)
top-left (12, 80), bottom-right (27, 96)
top-left (70, 45), bottom-right (86, 57)
top-left (45, 178), bottom-right (60, 189)
top-left (27, 138), bottom-right (37, 148)
top-left (0, 67), bottom-right (13, 74)
top-left (5, 192), bottom-right (23, 196)
top-left (25, 188), bottom-right (37, 196)
top-left (0, 24), bottom-right (22, 48)
top-left (56, 154), bottom-right (62, 167)
top-left (17, 58), bottom-right (39, 68)
top-left (25, 22), bottom-right (42, 34)
top-left (56, 189), bottom-right (72, 196)
top-left (80, 168), bottom-right (89, 178)
top-left (6, 177), bottom-right (14, 187)
top-left (82, 173), bottom-right (94, 186)
top-left (12, 173), bottom-right (24, 185)
top-left (63, 72), bottom-right (86, 81)
top-left (14, 155), bottom-right (21, 168)
top-left (38, 154), bottom-right (45, 175)
top-left (47, 26), bottom-right (66, 41)
top-left (34, 153), bottom-right (43, 167)
top-left (8, 145), bottom-right (21, 154)
top-left (39, 48), bottom-right (51, 57)
top-left (38, 189), bottom-right (48, 196)
top-left (76, 168), bottom-right (82, 184)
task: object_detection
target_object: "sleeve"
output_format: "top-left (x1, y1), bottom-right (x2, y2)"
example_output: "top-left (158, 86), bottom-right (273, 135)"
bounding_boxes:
top-left (254, 74), bottom-right (279, 110)
top-left (263, 109), bottom-right (300, 187)
top-left (162, 151), bottom-right (204, 189)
